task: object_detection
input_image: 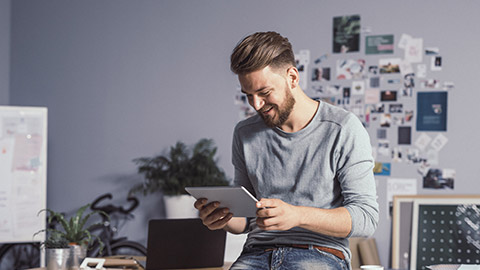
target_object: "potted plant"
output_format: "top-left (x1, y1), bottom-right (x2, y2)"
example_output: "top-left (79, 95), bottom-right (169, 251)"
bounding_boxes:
top-left (129, 138), bottom-right (230, 218)
top-left (35, 204), bottom-right (108, 269)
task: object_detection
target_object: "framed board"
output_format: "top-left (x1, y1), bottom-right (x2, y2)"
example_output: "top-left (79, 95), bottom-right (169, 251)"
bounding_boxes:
top-left (0, 106), bottom-right (47, 244)
top-left (410, 197), bottom-right (480, 269)
top-left (391, 195), bottom-right (415, 269)
top-left (392, 195), bottom-right (480, 269)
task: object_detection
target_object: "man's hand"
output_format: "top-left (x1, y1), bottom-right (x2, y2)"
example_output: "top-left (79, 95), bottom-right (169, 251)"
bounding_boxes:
top-left (255, 198), bottom-right (302, 231)
top-left (194, 198), bottom-right (233, 230)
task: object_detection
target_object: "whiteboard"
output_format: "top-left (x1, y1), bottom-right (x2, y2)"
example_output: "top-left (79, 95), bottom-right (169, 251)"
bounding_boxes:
top-left (0, 106), bottom-right (47, 243)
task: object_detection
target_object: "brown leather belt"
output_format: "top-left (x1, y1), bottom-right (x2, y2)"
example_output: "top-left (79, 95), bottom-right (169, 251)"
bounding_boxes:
top-left (263, 244), bottom-right (345, 260)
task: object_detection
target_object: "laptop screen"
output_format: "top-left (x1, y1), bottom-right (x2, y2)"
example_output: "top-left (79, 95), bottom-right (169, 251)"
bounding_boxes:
top-left (146, 218), bottom-right (227, 269)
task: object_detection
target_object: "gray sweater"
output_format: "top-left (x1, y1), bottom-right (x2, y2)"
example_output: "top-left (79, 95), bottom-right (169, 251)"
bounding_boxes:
top-left (232, 101), bottom-right (379, 261)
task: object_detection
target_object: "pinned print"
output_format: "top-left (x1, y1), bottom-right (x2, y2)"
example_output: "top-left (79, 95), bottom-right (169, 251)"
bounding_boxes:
top-left (415, 133), bottom-right (432, 151)
top-left (336, 59), bottom-right (365, 79)
top-left (373, 162), bottom-right (391, 176)
top-left (416, 91), bottom-right (448, 131)
top-left (431, 55), bottom-right (442, 71)
top-left (364, 89), bottom-right (380, 104)
top-left (404, 37), bottom-right (423, 63)
top-left (398, 126), bottom-right (412, 145)
top-left (365, 34), bottom-right (394, 55)
top-left (422, 168), bottom-right (455, 189)
top-left (333, 15), bottom-right (361, 53)
top-left (430, 133), bottom-right (448, 152)
top-left (295, 49), bottom-right (310, 90)
top-left (379, 58), bottom-right (401, 74)
top-left (381, 90), bottom-right (397, 102)
top-left (351, 81), bottom-right (366, 95)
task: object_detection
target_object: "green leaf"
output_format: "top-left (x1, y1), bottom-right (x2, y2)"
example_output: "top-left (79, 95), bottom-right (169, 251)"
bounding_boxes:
top-left (130, 138), bottom-right (231, 196)
top-left (35, 203), bottom-right (110, 248)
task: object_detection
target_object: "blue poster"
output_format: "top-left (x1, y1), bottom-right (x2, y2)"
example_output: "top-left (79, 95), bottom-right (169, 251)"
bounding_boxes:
top-left (416, 92), bottom-right (448, 131)
top-left (373, 162), bottom-right (391, 176)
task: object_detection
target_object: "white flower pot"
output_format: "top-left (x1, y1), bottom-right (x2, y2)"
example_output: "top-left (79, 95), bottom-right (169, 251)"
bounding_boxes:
top-left (163, 194), bottom-right (198, 219)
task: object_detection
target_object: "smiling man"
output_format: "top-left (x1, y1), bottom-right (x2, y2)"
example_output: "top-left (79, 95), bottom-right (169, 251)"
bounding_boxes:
top-left (195, 31), bottom-right (379, 270)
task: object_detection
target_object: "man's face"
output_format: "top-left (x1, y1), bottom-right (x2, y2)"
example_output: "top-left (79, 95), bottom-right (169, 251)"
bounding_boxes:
top-left (239, 66), bottom-right (296, 128)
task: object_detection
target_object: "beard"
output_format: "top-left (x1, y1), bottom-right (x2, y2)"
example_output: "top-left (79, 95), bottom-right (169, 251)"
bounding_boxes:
top-left (258, 87), bottom-right (296, 128)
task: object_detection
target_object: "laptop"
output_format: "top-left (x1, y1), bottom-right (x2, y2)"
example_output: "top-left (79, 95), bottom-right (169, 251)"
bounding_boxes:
top-left (146, 218), bottom-right (227, 269)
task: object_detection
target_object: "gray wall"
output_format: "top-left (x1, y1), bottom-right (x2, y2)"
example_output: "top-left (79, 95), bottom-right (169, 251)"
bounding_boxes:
top-left (8, 0), bottom-right (480, 266)
top-left (0, 0), bottom-right (10, 105)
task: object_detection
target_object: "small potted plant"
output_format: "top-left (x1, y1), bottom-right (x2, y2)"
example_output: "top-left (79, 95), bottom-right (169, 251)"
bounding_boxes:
top-left (35, 204), bottom-right (108, 269)
top-left (129, 138), bottom-right (230, 218)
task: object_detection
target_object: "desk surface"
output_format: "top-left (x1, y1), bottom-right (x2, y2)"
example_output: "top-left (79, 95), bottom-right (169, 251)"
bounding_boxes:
top-left (28, 262), bottom-right (233, 270)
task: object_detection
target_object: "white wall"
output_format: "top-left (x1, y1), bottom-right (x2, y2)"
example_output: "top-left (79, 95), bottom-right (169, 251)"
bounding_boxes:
top-left (8, 0), bottom-right (480, 267)
top-left (0, 0), bottom-right (10, 105)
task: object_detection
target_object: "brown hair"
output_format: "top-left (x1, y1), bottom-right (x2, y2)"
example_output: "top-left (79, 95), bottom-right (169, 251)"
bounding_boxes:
top-left (230, 31), bottom-right (295, 75)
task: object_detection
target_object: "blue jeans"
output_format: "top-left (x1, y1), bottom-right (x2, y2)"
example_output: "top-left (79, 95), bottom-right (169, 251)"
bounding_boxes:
top-left (230, 245), bottom-right (349, 270)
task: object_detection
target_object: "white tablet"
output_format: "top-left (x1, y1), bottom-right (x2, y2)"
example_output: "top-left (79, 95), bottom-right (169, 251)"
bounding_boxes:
top-left (185, 186), bottom-right (258, 217)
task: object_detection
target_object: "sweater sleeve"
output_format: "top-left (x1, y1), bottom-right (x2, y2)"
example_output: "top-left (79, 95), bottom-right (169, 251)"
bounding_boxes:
top-left (231, 125), bottom-right (256, 197)
top-left (335, 113), bottom-right (379, 238)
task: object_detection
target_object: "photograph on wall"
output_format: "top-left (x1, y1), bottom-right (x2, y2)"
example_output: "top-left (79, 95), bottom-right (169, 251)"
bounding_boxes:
top-left (322, 67), bottom-right (331, 81)
top-left (379, 58), bottom-right (401, 74)
top-left (387, 79), bottom-right (401, 84)
top-left (373, 162), bottom-right (391, 176)
top-left (404, 110), bottom-right (414, 122)
top-left (430, 133), bottom-right (448, 152)
top-left (333, 14), bottom-right (360, 53)
top-left (343, 87), bottom-right (351, 98)
top-left (368, 65), bottom-right (379, 75)
top-left (314, 53), bottom-right (329, 64)
top-left (364, 89), bottom-right (380, 104)
top-left (391, 147), bottom-right (403, 162)
top-left (416, 91), bottom-right (448, 131)
top-left (422, 168), bottom-right (455, 189)
top-left (351, 81), bottom-right (365, 95)
top-left (336, 59), bottom-right (365, 79)
top-left (420, 79), bottom-right (440, 89)
top-left (431, 56), bottom-right (442, 71)
top-left (377, 129), bottom-right (387, 139)
top-left (399, 60), bottom-right (414, 75)
top-left (368, 103), bottom-right (385, 113)
top-left (425, 47), bottom-right (439, 55)
top-left (414, 133), bottom-right (432, 151)
top-left (404, 37), bottom-right (423, 63)
top-left (397, 33), bottom-right (411, 49)
top-left (366, 34), bottom-right (394, 54)
top-left (349, 97), bottom-right (364, 119)
top-left (406, 148), bottom-right (426, 164)
top-left (402, 73), bottom-right (415, 97)
top-left (398, 126), bottom-right (412, 145)
top-left (377, 140), bottom-right (390, 156)
top-left (417, 64), bottom-right (427, 78)
top-left (370, 77), bottom-right (380, 88)
top-left (327, 85), bottom-right (342, 95)
top-left (295, 49), bottom-right (310, 90)
top-left (389, 104), bottom-right (403, 113)
top-left (381, 90), bottom-right (397, 101)
top-left (312, 68), bottom-right (321, 82)
top-left (380, 113), bottom-right (392, 127)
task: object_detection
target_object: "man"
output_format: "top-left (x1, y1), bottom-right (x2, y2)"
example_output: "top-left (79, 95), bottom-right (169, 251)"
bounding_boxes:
top-left (195, 31), bottom-right (378, 270)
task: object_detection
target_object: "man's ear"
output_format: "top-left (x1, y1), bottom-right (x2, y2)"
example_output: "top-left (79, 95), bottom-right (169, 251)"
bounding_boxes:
top-left (286, 66), bottom-right (300, 89)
